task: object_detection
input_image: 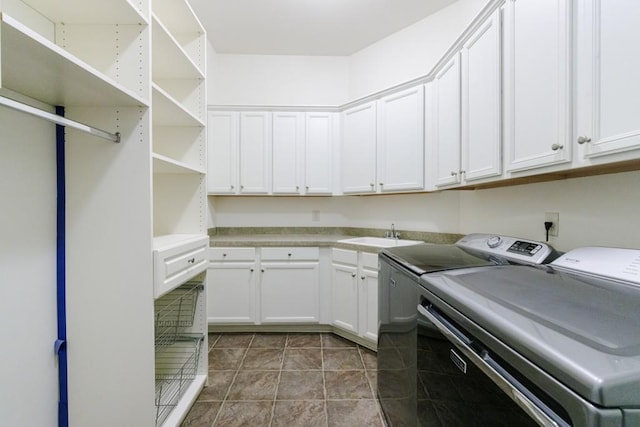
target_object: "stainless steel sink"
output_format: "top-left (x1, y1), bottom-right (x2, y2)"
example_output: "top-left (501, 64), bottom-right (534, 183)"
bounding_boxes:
top-left (337, 236), bottom-right (422, 248)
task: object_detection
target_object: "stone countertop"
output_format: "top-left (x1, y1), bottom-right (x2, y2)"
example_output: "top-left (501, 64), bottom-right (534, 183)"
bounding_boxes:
top-left (208, 227), bottom-right (462, 252)
top-left (209, 233), bottom-right (345, 246)
top-left (210, 233), bottom-right (394, 253)
top-left (209, 234), bottom-right (398, 253)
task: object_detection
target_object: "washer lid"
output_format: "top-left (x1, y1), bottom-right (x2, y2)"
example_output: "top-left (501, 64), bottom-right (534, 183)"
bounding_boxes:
top-left (423, 265), bottom-right (640, 407)
top-left (381, 243), bottom-right (494, 275)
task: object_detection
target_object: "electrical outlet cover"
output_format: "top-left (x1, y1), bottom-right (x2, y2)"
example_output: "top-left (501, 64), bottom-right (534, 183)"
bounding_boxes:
top-left (545, 212), bottom-right (559, 237)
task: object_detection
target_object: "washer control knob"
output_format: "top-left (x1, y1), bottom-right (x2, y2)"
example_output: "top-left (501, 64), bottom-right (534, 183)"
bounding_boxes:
top-left (487, 236), bottom-right (502, 248)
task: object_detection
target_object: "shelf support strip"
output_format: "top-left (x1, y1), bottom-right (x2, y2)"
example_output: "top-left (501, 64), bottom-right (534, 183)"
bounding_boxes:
top-left (0, 95), bottom-right (121, 143)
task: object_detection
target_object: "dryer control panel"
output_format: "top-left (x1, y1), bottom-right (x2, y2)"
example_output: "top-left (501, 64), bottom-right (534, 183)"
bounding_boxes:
top-left (456, 233), bottom-right (557, 265)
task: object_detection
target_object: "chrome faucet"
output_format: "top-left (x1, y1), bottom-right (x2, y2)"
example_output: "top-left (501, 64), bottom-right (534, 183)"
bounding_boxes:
top-left (385, 223), bottom-right (400, 239)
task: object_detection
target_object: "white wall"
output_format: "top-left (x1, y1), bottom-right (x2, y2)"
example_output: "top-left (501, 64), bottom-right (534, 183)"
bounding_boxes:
top-left (211, 191), bottom-right (461, 233)
top-left (459, 170), bottom-right (640, 252)
top-left (205, 0), bottom-right (488, 105)
top-left (348, 0), bottom-right (488, 99)
top-left (208, 52), bottom-right (350, 106)
top-left (211, 170), bottom-right (640, 252)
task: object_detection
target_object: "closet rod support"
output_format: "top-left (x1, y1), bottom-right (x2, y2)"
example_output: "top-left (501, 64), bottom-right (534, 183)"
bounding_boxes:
top-left (0, 95), bottom-right (121, 143)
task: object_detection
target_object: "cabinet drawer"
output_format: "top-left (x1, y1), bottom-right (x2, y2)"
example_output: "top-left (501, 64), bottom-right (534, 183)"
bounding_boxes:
top-left (261, 247), bottom-right (319, 261)
top-left (361, 252), bottom-right (378, 269)
top-left (154, 235), bottom-right (209, 298)
top-left (332, 248), bottom-right (358, 265)
top-left (210, 247), bottom-right (256, 262)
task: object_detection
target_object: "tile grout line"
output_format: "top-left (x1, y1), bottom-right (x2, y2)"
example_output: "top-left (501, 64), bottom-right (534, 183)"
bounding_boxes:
top-left (267, 334), bottom-right (288, 427)
top-left (321, 334), bottom-right (330, 427)
top-left (358, 345), bottom-right (386, 426)
top-left (209, 333), bottom-right (255, 427)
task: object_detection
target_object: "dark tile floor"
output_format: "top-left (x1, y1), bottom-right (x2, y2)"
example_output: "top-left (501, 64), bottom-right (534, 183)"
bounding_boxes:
top-left (181, 332), bottom-right (384, 427)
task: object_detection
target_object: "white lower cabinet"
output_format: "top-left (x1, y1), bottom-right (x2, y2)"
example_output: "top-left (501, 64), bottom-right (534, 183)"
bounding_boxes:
top-left (208, 247), bottom-right (320, 324)
top-left (207, 245), bottom-right (378, 344)
top-left (260, 262), bottom-right (319, 323)
top-left (331, 262), bottom-right (359, 333)
top-left (207, 248), bottom-right (257, 323)
top-left (359, 253), bottom-right (379, 343)
top-left (331, 248), bottom-right (379, 344)
top-left (260, 247), bottom-right (320, 323)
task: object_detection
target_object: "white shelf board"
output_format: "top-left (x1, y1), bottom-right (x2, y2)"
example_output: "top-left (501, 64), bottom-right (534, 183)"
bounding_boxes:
top-left (21, 0), bottom-right (147, 25)
top-left (153, 153), bottom-right (205, 175)
top-left (152, 84), bottom-right (205, 127)
top-left (152, 15), bottom-right (204, 80)
top-left (153, 0), bottom-right (204, 34)
top-left (0, 14), bottom-right (149, 108)
top-left (159, 374), bottom-right (206, 427)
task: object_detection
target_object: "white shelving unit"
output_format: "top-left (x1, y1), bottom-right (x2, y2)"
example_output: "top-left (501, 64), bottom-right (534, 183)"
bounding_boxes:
top-left (1, 1), bottom-right (156, 426)
top-left (1, 0), bottom-right (207, 424)
top-left (151, 0), bottom-right (208, 425)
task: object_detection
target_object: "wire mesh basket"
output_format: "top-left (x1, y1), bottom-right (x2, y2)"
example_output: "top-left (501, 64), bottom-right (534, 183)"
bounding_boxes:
top-left (154, 333), bottom-right (203, 426)
top-left (154, 281), bottom-right (203, 349)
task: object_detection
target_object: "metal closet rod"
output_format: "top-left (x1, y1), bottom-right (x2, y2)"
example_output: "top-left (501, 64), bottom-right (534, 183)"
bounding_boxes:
top-left (0, 95), bottom-right (120, 143)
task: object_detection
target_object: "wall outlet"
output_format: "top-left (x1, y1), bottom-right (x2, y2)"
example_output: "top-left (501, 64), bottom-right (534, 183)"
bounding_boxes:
top-left (312, 210), bottom-right (320, 222)
top-left (545, 212), bottom-right (559, 237)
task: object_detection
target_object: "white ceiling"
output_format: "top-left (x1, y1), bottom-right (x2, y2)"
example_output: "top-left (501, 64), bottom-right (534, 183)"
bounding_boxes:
top-left (189, 0), bottom-right (457, 56)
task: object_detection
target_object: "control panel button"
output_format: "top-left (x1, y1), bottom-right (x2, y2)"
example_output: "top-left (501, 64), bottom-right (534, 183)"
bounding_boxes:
top-left (487, 236), bottom-right (502, 248)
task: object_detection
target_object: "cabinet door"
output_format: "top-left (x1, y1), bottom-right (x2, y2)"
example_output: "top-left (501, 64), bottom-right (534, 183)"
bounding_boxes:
top-left (239, 112), bottom-right (271, 194)
top-left (331, 263), bottom-right (358, 334)
top-left (431, 54), bottom-right (462, 187)
top-left (207, 111), bottom-right (237, 194)
top-left (207, 263), bottom-right (256, 323)
top-left (359, 266), bottom-right (378, 343)
top-left (342, 102), bottom-right (377, 194)
top-left (304, 112), bottom-right (334, 194)
top-left (503, 0), bottom-right (571, 172)
top-left (461, 10), bottom-right (502, 182)
top-left (272, 112), bottom-right (303, 194)
top-left (378, 86), bottom-right (425, 192)
top-left (576, 0), bottom-right (640, 159)
top-left (260, 262), bottom-right (320, 323)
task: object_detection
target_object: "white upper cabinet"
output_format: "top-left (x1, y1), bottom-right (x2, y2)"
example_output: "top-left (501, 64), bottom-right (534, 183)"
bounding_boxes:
top-left (239, 111), bottom-right (271, 194)
top-left (503, 0), bottom-right (572, 173)
top-left (377, 86), bottom-right (425, 192)
top-left (341, 87), bottom-right (424, 195)
top-left (272, 112), bottom-right (304, 194)
top-left (207, 110), bottom-right (334, 195)
top-left (461, 9), bottom-right (502, 182)
top-left (207, 111), bottom-right (238, 194)
top-left (575, 0), bottom-right (640, 161)
top-left (304, 112), bottom-right (334, 194)
top-left (430, 54), bottom-right (462, 187)
top-left (342, 101), bottom-right (377, 194)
